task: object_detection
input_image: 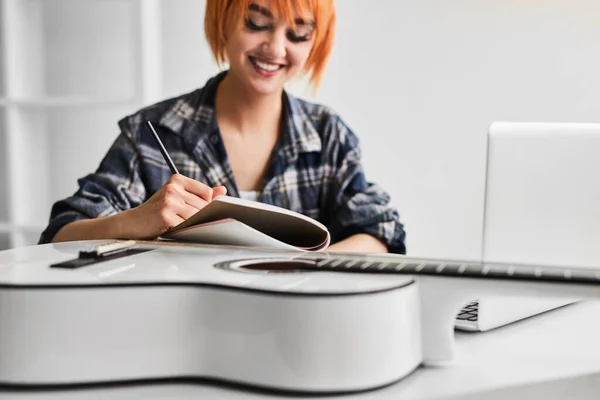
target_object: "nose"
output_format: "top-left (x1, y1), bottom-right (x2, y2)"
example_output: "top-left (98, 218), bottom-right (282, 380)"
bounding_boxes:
top-left (261, 28), bottom-right (287, 61)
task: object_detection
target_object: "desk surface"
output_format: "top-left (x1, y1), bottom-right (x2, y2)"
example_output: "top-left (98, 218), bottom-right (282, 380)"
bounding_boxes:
top-left (1, 300), bottom-right (599, 400)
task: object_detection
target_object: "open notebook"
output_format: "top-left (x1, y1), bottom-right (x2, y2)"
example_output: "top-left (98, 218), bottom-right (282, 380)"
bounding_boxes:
top-left (160, 195), bottom-right (330, 251)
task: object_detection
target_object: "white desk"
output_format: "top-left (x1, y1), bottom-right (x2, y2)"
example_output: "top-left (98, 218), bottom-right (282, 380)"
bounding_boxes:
top-left (1, 301), bottom-right (599, 400)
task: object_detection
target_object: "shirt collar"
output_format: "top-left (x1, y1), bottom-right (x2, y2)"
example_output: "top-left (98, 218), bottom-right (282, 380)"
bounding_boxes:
top-left (157, 71), bottom-right (223, 148)
top-left (157, 70), bottom-right (322, 157)
top-left (280, 90), bottom-right (323, 159)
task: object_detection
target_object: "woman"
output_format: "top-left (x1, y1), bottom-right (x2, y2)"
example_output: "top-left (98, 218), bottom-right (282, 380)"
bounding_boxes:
top-left (40, 0), bottom-right (406, 253)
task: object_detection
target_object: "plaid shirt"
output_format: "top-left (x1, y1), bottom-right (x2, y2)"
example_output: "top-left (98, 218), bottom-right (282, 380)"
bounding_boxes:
top-left (39, 71), bottom-right (407, 253)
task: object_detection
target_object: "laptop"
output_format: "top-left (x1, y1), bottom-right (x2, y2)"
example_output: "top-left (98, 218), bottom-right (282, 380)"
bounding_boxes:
top-left (455, 121), bottom-right (600, 332)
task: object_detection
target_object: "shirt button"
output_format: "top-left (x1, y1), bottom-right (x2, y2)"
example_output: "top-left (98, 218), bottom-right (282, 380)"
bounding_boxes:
top-left (210, 135), bottom-right (219, 144)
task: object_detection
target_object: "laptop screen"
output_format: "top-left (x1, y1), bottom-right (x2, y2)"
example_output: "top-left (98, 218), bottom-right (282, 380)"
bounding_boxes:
top-left (481, 121), bottom-right (600, 268)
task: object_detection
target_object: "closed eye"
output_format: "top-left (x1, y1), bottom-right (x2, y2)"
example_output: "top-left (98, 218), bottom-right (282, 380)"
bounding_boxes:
top-left (286, 31), bottom-right (311, 43)
top-left (287, 21), bottom-right (315, 43)
top-left (245, 18), bottom-right (269, 32)
top-left (245, 12), bottom-right (314, 44)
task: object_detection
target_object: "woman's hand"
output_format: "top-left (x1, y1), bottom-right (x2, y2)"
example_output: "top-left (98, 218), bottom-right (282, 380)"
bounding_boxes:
top-left (122, 174), bottom-right (227, 239)
top-left (51, 175), bottom-right (226, 243)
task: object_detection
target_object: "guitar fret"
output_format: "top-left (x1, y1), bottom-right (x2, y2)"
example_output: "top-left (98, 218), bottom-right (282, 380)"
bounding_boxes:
top-left (442, 264), bottom-right (462, 274)
top-left (376, 262), bottom-right (388, 270)
top-left (360, 261), bottom-right (373, 269)
top-left (298, 256), bottom-right (600, 285)
top-left (419, 264), bottom-right (440, 274)
top-left (402, 263), bottom-right (420, 273)
top-left (513, 267), bottom-right (536, 278)
top-left (460, 265), bottom-right (474, 275)
top-left (360, 262), bottom-right (382, 269)
top-left (489, 265), bottom-right (510, 277)
top-left (538, 267), bottom-right (568, 281)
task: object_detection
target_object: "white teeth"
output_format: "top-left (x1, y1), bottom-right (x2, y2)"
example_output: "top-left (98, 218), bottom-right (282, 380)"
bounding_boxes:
top-left (253, 58), bottom-right (280, 72)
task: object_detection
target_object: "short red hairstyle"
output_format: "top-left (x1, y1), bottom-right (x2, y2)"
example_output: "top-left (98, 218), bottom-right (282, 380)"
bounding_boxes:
top-left (204, 0), bottom-right (336, 90)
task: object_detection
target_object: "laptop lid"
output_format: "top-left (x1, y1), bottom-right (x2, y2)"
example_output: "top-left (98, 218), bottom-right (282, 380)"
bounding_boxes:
top-left (482, 121), bottom-right (600, 268)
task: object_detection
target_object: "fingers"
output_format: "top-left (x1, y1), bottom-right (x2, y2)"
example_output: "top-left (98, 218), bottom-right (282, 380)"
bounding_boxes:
top-left (175, 202), bottom-right (203, 221)
top-left (163, 192), bottom-right (203, 221)
top-left (160, 213), bottom-right (186, 232)
top-left (179, 185), bottom-right (225, 215)
top-left (165, 175), bottom-right (230, 215)
top-left (180, 189), bottom-right (210, 211)
top-left (212, 186), bottom-right (227, 200)
top-left (156, 206), bottom-right (186, 234)
top-left (167, 175), bottom-right (229, 201)
top-left (142, 175), bottom-right (225, 238)
top-left (169, 174), bottom-right (213, 202)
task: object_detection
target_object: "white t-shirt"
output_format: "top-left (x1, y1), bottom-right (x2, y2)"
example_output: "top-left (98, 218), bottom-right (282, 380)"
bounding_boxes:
top-left (238, 190), bottom-right (259, 202)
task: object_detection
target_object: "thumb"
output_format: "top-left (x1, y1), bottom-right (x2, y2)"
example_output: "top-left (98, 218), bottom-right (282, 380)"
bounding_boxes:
top-left (212, 186), bottom-right (227, 200)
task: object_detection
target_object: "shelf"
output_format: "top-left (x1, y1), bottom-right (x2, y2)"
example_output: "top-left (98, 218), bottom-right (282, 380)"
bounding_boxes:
top-left (0, 0), bottom-right (162, 250)
top-left (5, 96), bottom-right (137, 109)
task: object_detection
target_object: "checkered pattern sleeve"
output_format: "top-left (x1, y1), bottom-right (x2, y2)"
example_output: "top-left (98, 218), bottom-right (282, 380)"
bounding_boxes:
top-left (38, 131), bottom-right (146, 244)
top-left (320, 117), bottom-right (407, 254)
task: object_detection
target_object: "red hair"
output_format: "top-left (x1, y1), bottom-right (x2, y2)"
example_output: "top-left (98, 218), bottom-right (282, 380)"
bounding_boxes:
top-left (204, 0), bottom-right (336, 90)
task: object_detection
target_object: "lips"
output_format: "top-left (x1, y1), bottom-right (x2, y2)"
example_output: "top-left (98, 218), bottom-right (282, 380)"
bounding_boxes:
top-left (249, 56), bottom-right (285, 76)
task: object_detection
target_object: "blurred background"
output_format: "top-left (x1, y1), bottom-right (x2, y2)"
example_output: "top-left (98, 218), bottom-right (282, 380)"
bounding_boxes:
top-left (0, 0), bottom-right (598, 258)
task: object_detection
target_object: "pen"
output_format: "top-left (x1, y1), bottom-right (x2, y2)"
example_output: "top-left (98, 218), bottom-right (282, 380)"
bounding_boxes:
top-left (145, 121), bottom-right (180, 175)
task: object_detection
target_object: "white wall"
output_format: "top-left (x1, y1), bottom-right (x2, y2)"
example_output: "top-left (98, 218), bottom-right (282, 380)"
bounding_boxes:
top-left (159, 0), bottom-right (600, 259)
top-left (43, 0), bottom-right (138, 205)
top-left (3, 0), bottom-right (597, 255)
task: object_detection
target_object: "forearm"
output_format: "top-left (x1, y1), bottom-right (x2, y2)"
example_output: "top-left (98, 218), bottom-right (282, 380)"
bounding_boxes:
top-left (51, 210), bottom-right (135, 243)
top-left (327, 233), bottom-right (388, 253)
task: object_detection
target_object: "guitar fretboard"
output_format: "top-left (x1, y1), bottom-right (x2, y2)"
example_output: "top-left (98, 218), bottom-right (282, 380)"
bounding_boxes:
top-left (294, 255), bottom-right (600, 285)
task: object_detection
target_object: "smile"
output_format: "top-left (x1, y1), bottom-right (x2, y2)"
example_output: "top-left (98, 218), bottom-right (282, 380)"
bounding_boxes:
top-left (249, 56), bottom-right (285, 76)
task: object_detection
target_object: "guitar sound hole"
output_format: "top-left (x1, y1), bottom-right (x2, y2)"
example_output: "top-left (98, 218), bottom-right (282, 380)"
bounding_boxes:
top-left (239, 261), bottom-right (309, 273)
top-left (215, 259), bottom-right (314, 274)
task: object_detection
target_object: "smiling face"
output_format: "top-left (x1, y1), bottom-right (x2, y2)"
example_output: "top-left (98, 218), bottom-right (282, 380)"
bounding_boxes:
top-left (223, 1), bottom-right (316, 96)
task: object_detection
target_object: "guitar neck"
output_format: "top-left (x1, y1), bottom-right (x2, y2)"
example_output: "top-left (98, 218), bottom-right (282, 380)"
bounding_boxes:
top-left (296, 254), bottom-right (600, 285)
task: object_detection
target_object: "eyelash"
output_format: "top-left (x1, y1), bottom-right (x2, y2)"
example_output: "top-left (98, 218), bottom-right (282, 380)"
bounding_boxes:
top-left (244, 18), bottom-right (311, 43)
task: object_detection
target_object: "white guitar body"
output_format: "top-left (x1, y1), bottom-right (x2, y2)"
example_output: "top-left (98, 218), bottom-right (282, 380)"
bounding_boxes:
top-left (1, 240), bottom-right (600, 394)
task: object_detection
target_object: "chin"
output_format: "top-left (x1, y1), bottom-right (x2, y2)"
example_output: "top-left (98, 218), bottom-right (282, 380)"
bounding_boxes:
top-left (247, 63), bottom-right (292, 94)
top-left (238, 75), bottom-right (283, 96)
top-left (228, 63), bottom-right (292, 96)
top-left (249, 81), bottom-right (285, 96)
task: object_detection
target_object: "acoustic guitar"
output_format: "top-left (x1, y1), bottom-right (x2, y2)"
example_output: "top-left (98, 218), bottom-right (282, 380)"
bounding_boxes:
top-left (1, 240), bottom-right (599, 394)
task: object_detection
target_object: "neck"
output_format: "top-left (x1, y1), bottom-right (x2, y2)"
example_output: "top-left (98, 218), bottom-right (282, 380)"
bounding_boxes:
top-left (215, 72), bottom-right (283, 136)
